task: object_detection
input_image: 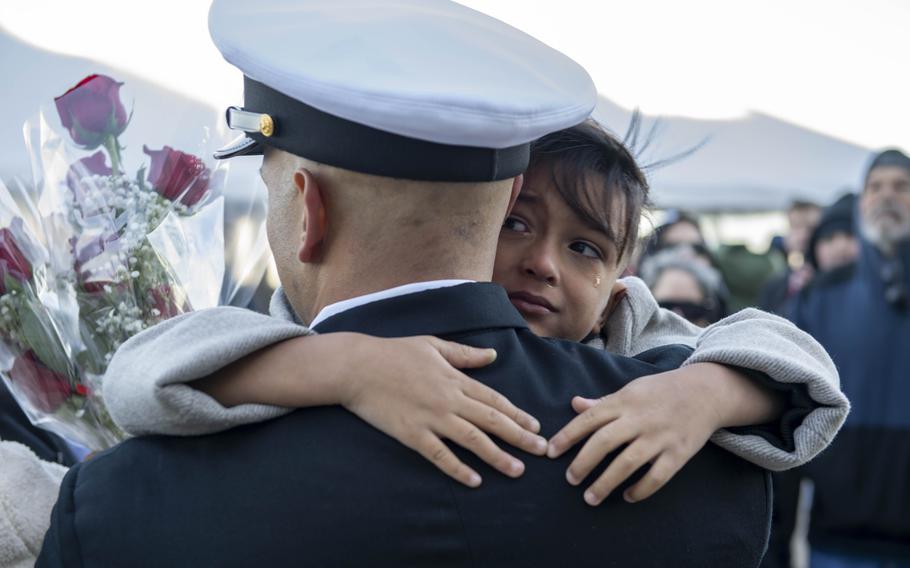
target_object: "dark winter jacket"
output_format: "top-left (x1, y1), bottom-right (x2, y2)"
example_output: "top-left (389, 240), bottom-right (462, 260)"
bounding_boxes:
top-left (789, 235), bottom-right (910, 560)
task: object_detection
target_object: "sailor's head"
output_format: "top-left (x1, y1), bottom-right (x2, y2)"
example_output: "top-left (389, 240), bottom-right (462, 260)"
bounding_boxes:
top-left (208, 0), bottom-right (596, 321)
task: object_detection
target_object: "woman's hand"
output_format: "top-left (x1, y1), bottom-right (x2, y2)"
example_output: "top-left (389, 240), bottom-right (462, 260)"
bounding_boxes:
top-left (546, 363), bottom-right (771, 506)
top-left (197, 332), bottom-right (545, 488)
top-left (338, 335), bottom-right (547, 488)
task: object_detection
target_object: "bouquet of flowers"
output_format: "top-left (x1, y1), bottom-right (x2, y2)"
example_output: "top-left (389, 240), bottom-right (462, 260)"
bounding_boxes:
top-left (0, 74), bottom-right (268, 450)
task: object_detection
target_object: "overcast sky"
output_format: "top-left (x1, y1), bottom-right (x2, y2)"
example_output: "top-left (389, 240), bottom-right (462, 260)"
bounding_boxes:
top-left (2, 0), bottom-right (908, 151)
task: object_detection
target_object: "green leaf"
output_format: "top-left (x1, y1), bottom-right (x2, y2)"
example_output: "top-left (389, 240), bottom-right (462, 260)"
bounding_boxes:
top-left (8, 282), bottom-right (75, 378)
top-left (4, 274), bottom-right (21, 297)
top-left (15, 304), bottom-right (74, 378)
top-left (136, 165), bottom-right (148, 191)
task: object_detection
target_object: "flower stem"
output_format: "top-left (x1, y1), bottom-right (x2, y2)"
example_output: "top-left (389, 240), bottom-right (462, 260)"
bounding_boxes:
top-left (103, 135), bottom-right (123, 176)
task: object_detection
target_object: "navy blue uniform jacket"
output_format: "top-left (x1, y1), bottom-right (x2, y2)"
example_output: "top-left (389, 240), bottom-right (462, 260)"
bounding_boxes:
top-left (39, 283), bottom-right (771, 567)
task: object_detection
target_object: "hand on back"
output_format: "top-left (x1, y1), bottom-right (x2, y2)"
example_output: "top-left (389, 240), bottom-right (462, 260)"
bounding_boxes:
top-left (547, 366), bottom-right (724, 506)
top-left (339, 339), bottom-right (729, 500)
top-left (268, 335), bottom-right (738, 499)
top-left (339, 335), bottom-right (548, 488)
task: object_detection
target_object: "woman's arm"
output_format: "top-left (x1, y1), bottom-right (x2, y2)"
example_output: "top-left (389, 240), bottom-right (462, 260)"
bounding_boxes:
top-left (103, 306), bottom-right (311, 437)
top-left (103, 306), bottom-right (547, 487)
top-left (602, 276), bottom-right (849, 471)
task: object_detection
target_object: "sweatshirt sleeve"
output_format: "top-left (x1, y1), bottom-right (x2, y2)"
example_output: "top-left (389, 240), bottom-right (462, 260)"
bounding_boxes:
top-left (604, 277), bottom-right (850, 471)
top-left (0, 440), bottom-right (67, 568)
top-left (102, 306), bottom-right (312, 437)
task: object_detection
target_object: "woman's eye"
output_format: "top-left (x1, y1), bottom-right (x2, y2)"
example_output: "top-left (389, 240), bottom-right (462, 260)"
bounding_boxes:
top-left (569, 240), bottom-right (602, 259)
top-left (503, 216), bottom-right (529, 233)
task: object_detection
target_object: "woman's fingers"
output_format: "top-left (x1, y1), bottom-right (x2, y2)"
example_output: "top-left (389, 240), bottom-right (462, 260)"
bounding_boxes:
top-left (459, 397), bottom-right (547, 456)
top-left (428, 337), bottom-right (498, 370)
top-left (564, 419), bottom-right (635, 486)
top-left (547, 399), bottom-right (619, 458)
top-left (427, 336), bottom-right (542, 435)
top-left (570, 395), bottom-right (598, 413)
top-left (623, 453), bottom-right (686, 503)
top-left (412, 432), bottom-right (483, 488)
top-left (583, 440), bottom-right (660, 506)
top-left (444, 416), bottom-right (526, 478)
top-left (461, 377), bottom-right (541, 434)
top-left (411, 414), bottom-right (531, 488)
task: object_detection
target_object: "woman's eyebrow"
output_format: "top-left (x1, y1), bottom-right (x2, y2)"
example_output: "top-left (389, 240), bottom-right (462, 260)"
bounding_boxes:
top-left (583, 221), bottom-right (620, 250)
top-left (516, 191), bottom-right (541, 204)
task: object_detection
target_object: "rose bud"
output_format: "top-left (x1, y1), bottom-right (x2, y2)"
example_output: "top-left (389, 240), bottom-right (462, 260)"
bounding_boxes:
top-left (0, 227), bottom-right (32, 294)
top-left (10, 350), bottom-right (73, 413)
top-left (143, 145), bottom-right (211, 207)
top-left (54, 74), bottom-right (129, 150)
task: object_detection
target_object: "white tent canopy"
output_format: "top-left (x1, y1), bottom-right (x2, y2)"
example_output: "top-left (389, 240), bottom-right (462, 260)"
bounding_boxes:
top-left (2, 27), bottom-right (874, 213)
top-left (594, 98), bottom-right (872, 212)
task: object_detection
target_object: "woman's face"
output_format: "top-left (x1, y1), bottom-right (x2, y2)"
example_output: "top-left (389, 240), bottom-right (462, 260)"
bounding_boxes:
top-left (661, 220), bottom-right (703, 248)
top-left (650, 267), bottom-right (704, 304)
top-left (814, 231), bottom-right (859, 272)
top-left (650, 267), bottom-right (715, 327)
top-left (492, 167), bottom-right (624, 341)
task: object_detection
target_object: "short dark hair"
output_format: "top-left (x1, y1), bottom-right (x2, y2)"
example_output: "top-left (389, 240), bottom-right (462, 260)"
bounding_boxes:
top-left (528, 119), bottom-right (650, 264)
top-left (789, 200), bottom-right (820, 213)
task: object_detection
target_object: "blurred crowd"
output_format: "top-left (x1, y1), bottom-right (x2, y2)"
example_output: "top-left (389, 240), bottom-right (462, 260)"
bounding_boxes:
top-left (626, 149), bottom-right (910, 568)
top-left (626, 190), bottom-right (863, 328)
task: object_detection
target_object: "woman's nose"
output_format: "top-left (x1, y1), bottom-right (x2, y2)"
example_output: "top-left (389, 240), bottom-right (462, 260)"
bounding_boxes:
top-left (521, 243), bottom-right (558, 286)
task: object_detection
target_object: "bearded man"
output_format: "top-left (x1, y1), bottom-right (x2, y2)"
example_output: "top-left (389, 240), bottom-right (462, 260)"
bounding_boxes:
top-left (786, 149), bottom-right (910, 568)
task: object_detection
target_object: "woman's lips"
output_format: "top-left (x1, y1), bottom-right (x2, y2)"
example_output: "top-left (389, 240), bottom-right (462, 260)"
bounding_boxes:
top-left (508, 291), bottom-right (556, 316)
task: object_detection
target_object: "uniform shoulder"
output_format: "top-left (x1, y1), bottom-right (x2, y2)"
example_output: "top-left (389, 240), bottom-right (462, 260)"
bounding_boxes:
top-left (517, 328), bottom-right (692, 371)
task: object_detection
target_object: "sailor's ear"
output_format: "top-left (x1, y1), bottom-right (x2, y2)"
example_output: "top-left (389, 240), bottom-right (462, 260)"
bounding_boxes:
top-left (505, 174), bottom-right (523, 218)
top-left (294, 167), bottom-right (327, 263)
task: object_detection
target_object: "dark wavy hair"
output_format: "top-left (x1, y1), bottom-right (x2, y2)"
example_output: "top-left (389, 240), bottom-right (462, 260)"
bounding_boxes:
top-left (527, 118), bottom-right (651, 265)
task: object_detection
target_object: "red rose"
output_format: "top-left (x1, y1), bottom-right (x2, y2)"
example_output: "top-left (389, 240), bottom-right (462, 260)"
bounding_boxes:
top-left (10, 351), bottom-right (73, 413)
top-left (54, 74), bottom-right (129, 150)
top-left (0, 227), bottom-right (32, 294)
top-left (143, 145), bottom-right (211, 207)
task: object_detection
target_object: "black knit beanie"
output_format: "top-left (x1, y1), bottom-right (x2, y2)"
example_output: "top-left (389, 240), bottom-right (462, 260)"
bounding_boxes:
top-left (806, 193), bottom-right (857, 269)
top-left (865, 149), bottom-right (910, 184)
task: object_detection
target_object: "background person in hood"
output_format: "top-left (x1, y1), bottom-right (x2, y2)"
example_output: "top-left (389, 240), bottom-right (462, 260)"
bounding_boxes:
top-left (774, 148), bottom-right (910, 568)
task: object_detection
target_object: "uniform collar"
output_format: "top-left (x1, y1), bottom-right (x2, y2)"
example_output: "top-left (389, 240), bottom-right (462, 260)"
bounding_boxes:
top-left (310, 280), bottom-right (472, 328)
top-left (309, 282), bottom-right (528, 337)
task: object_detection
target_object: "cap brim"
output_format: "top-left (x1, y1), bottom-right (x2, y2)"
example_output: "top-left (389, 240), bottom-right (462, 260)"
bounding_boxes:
top-left (213, 135), bottom-right (264, 160)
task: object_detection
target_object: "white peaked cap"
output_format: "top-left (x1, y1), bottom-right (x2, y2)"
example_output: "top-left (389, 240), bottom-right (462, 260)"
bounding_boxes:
top-left (209, 0), bottom-right (597, 181)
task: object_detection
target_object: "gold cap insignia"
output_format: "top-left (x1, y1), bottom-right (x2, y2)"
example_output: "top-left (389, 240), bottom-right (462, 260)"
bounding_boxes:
top-left (259, 114), bottom-right (275, 137)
